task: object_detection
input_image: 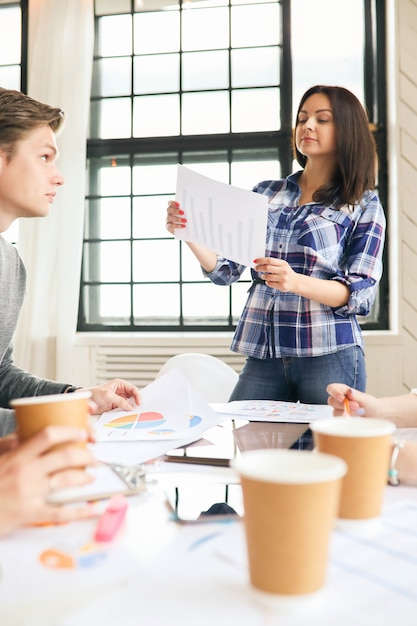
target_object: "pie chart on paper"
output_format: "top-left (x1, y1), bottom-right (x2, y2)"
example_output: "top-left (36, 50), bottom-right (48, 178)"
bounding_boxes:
top-left (103, 412), bottom-right (167, 430)
top-left (99, 410), bottom-right (205, 440)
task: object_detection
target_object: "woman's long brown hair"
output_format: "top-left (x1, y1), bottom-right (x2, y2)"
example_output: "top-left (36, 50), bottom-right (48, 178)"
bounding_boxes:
top-left (293, 85), bottom-right (378, 210)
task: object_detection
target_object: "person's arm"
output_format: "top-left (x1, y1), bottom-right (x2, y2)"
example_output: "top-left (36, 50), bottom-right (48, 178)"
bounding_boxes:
top-left (0, 346), bottom-right (66, 408)
top-left (0, 377), bottom-right (141, 438)
top-left (332, 193), bottom-right (386, 316)
top-left (0, 347), bottom-right (141, 415)
top-left (185, 241), bottom-right (218, 273)
top-left (0, 349), bottom-right (141, 416)
top-left (326, 383), bottom-right (417, 428)
top-left (0, 426), bottom-right (96, 536)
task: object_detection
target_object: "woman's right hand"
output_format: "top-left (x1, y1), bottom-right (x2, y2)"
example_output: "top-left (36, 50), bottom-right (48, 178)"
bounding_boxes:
top-left (166, 200), bottom-right (187, 235)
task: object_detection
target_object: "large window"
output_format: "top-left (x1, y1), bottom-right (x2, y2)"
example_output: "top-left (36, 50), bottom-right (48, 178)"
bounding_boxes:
top-left (0, 0), bottom-right (26, 244)
top-left (80, 0), bottom-right (387, 332)
top-left (0, 0), bottom-right (25, 90)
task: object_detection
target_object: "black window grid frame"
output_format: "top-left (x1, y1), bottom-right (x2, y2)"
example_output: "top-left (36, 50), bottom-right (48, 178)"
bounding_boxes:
top-left (0, 0), bottom-right (27, 92)
top-left (79, 0), bottom-right (388, 333)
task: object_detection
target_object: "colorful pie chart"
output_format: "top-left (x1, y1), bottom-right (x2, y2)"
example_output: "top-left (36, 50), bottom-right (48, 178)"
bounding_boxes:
top-left (103, 412), bottom-right (166, 429)
top-left (103, 412), bottom-right (203, 437)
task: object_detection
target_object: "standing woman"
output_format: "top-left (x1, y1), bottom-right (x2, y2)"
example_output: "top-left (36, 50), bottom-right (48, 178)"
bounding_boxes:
top-left (166, 85), bottom-right (385, 404)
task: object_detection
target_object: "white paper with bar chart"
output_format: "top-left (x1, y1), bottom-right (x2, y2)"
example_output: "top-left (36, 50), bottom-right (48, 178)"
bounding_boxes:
top-left (174, 165), bottom-right (268, 268)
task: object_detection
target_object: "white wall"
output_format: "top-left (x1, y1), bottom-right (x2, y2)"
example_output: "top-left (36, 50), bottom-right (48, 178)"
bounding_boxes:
top-left (389, 0), bottom-right (417, 394)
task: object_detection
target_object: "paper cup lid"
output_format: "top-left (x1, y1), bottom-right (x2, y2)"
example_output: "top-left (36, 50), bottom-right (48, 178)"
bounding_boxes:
top-left (231, 449), bottom-right (347, 484)
top-left (10, 390), bottom-right (92, 406)
top-left (310, 417), bottom-right (396, 437)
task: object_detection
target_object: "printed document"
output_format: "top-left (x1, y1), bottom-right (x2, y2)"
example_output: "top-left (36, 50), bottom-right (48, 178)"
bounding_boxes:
top-left (175, 165), bottom-right (268, 268)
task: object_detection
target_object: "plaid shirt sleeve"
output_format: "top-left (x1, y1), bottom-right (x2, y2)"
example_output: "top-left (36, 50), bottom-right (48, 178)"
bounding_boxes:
top-left (332, 190), bottom-right (385, 317)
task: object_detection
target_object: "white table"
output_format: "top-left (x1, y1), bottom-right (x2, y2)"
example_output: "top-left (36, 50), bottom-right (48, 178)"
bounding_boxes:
top-left (1, 465), bottom-right (417, 626)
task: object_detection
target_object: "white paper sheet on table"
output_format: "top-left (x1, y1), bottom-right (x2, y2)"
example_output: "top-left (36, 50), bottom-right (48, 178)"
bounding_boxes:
top-left (0, 501), bottom-right (145, 621)
top-left (95, 369), bottom-right (222, 442)
top-left (174, 164), bottom-right (268, 268)
top-left (211, 400), bottom-right (333, 423)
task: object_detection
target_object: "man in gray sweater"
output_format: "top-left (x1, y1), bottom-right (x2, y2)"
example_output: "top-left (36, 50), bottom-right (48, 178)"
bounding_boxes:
top-left (0, 87), bottom-right (141, 533)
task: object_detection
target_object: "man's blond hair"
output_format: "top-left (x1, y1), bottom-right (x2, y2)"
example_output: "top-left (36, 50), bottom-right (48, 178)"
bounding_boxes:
top-left (0, 88), bottom-right (64, 158)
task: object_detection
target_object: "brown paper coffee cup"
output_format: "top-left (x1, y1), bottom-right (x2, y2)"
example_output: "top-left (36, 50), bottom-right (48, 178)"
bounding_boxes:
top-left (311, 418), bottom-right (396, 521)
top-left (232, 449), bottom-right (346, 598)
top-left (10, 391), bottom-right (92, 449)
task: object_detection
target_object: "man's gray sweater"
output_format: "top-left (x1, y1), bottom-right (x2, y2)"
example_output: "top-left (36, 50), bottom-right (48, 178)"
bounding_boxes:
top-left (0, 235), bottom-right (66, 435)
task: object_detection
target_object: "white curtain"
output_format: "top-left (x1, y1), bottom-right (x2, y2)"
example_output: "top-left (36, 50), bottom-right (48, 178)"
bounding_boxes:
top-left (14, 0), bottom-right (94, 382)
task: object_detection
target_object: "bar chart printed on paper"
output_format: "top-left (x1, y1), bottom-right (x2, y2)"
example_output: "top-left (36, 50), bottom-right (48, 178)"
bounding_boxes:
top-left (175, 165), bottom-right (268, 268)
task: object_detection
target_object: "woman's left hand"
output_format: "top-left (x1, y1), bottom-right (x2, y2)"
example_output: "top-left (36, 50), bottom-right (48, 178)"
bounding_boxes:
top-left (254, 257), bottom-right (299, 293)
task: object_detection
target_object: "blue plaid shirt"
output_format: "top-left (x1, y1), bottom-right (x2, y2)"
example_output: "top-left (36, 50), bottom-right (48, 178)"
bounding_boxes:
top-left (205, 172), bottom-right (386, 359)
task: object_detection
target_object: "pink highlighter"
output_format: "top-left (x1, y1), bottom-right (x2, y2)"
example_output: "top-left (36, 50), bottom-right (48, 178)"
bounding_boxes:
top-left (94, 494), bottom-right (128, 543)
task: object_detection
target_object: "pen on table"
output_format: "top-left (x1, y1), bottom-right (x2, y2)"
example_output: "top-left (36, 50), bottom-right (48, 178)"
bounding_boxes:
top-left (93, 494), bottom-right (128, 543)
top-left (343, 397), bottom-right (351, 417)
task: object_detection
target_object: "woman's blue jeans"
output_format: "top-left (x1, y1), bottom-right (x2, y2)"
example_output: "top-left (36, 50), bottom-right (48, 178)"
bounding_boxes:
top-left (229, 346), bottom-right (366, 405)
